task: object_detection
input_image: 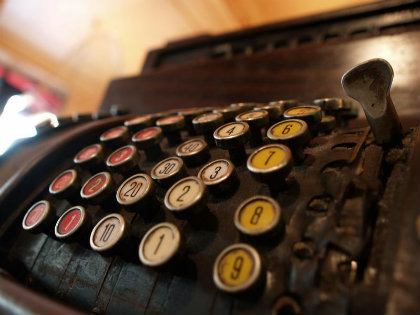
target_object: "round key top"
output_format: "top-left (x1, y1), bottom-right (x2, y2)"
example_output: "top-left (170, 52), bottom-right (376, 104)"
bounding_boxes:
top-left (340, 102), bottom-right (359, 127)
top-left (213, 122), bottom-right (250, 162)
top-left (164, 176), bottom-right (208, 216)
top-left (150, 156), bottom-right (186, 186)
top-left (151, 111), bottom-right (171, 123)
top-left (139, 222), bottom-right (181, 267)
top-left (230, 102), bottom-right (258, 113)
top-left (283, 105), bottom-right (322, 135)
top-left (176, 138), bottom-right (210, 166)
top-left (254, 104), bottom-right (283, 124)
top-left (179, 107), bottom-right (206, 135)
top-left (192, 112), bottom-right (223, 128)
top-left (178, 107), bottom-right (206, 120)
top-left (22, 200), bottom-right (56, 234)
top-left (267, 119), bottom-right (310, 145)
top-left (267, 119), bottom-right (311, 162)
top-left (313, 97), bottom-right (351, 111)
top-left (235, 110), bottom-right (269, 146)
top-left (213, 243), bottom-right (262, 293)
top-left (99, 126), bottom-right (129, 147)
top-left (319, 115), bottom-right (336, 134)
top-left (124, 115), bottom-right (152, 132)
top-left (106, 145), bottom-right (140, 174)
top-left (269, 99), bottom-right (299, 111)
top-left (192, 112), bottom-right (224, 145)
top-left (55, 206), bottom-right (91, 242)
top-left (90, 213), bottom-right (130, 255)
top-left (116, 173), bottom-right (156, 211)
top-left (132, 127), bottom-right (164, 161)
top-left (234, 196), bottom-right (281, 236)
top-left (341, 103), bottom-right (359, 121)
top-left (49, 169), bottom-right (80, 199)
top-left (80, 172), bottom-right (115, 204)
top-left (73, 144), bottom-right (104, 170)
top-left (213, 106), bottom-right (240, 123)
top-left (156, 115), bottom-right (185, 146)
top-left (313, 98), bottom-right (353, 128)
top-left (247, 144), bottom-right (293, 184)
top-left (197, 159), bottom-right (237, 193)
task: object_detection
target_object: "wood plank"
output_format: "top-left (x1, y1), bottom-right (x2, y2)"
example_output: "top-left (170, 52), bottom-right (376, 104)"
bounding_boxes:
top-left (102, 32), bottom-right (420, 118)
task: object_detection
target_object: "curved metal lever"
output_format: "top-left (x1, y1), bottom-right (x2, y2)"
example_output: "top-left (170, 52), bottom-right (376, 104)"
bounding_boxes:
top-left (341, 58), bottom-right (402, 145)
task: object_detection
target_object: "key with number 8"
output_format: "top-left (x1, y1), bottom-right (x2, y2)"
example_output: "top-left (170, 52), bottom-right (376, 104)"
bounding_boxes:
top-left (234, 195), bottom-right (282, 237)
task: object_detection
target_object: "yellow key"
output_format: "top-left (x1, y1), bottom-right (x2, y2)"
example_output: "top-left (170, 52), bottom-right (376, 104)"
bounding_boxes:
top-left (267, 118), bottom-right (310, 146)
top-left (240, 200), bottom-right (274, 229)
top-left (286, 107), bottom-right (318, 115)
top-left (270, 120), bottom-right (303, 138)
top-left (249, 145), bottom-right (287, 170)
top-left (319, 115), bottom-right (336, 133)
top-left (234, 195), bottom-right (281, 236)
top-left (283, 105), bottom-right (322, 132)
top-left (213, 243), bottom-right (262, 293)
top-left (218, 248), bottom-right (254, 286)
top-left (247, 144), bottom-right (293, 183)
top-left (267, 119), bottom-right (311, 164)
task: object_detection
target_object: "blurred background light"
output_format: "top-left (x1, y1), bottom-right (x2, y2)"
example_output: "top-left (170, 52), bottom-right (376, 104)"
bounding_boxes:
top-left (0, 94), bottom-right (58, 155)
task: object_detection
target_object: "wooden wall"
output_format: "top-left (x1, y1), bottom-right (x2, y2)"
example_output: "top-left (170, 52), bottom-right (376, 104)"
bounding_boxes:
top-left (0, 0), bottom-right (379, 115)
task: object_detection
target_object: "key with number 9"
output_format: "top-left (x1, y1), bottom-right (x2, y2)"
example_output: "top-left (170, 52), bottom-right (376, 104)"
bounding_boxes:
top-left (213, 243), bottom-right (262, 293)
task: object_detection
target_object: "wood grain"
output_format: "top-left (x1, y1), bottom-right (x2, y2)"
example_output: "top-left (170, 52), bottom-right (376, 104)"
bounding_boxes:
top-left (101, 32), bottom-right (420, 118)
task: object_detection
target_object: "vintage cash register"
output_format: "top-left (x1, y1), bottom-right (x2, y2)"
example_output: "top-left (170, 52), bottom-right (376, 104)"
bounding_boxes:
top-left (0, 1), bottom-right (419, 314)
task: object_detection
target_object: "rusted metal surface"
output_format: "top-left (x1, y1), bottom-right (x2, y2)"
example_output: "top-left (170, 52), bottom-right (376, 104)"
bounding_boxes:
top-left (1, 120), bottom-right (418, 314)
top-left (342, 59), bottom-right (402, 145)
top-left (0, 1), bottom-right (419, 314)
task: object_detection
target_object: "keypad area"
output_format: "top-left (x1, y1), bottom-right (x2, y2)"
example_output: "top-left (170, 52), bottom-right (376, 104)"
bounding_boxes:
top-left (5, 103), bottom-right (416, 315)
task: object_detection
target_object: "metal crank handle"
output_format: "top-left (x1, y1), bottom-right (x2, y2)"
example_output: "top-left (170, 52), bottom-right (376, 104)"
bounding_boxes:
top-left (341, 58), bottom-right (402, 145)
